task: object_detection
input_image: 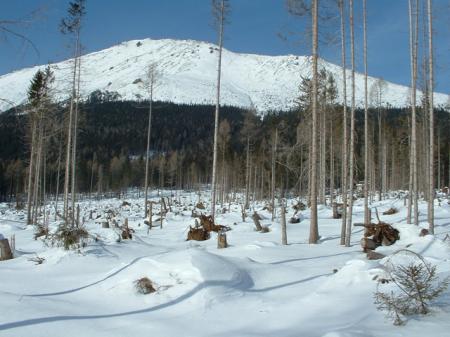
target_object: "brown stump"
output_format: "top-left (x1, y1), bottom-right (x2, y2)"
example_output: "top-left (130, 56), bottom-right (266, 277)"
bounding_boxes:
top-left (0, 238), bottom-right (13, 261)
top-left (419, 228), bottom-right (429, 237)
top-left (360, 237), bottom-right (377, 252)
top-left (281, 205), bottom-right (287, 245)
top-left (217, 231), bottom-right (228, 249)
top-left (332, 203), bottom-right (342, 219)
top-left (252, 211), bottom-right (263, 232)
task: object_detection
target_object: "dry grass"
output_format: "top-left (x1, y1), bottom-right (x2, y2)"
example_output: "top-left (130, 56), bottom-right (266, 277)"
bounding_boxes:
top-left (135, 277), bottom-right (156, 294)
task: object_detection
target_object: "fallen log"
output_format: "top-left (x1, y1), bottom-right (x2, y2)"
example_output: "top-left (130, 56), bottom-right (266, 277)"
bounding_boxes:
top-left (382, 207), bottom-right (398, 215)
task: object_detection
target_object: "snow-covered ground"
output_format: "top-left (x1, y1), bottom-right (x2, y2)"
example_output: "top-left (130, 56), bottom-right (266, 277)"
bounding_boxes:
top-left (1, 191), bottom-right (449, 337)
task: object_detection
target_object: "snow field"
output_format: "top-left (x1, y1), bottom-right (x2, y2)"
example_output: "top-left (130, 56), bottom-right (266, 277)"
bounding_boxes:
top-left (0, 191), bottom-right (449, 337)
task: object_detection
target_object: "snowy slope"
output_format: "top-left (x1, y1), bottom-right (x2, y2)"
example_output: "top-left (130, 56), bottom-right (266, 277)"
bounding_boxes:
top-left (1, 192), bottom-right (450, 336)
top-left (0, 37), bottom-right (448, 112)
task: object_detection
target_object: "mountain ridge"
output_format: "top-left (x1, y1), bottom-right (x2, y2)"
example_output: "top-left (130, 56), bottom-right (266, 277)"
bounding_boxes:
top-left (0, 37), bottom-right (448, 112)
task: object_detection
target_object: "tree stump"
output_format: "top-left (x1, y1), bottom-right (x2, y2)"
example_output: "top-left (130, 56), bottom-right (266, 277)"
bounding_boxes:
top-left (241, 204), bottom-right (246, 222)
top-left (360, 237), bottom-right (377, 252)
top-left (102, 221), bottom-right (109, 228)
top-left (0, 238), bottom-right (13, 261)
top-left (332, 203), bottom-right (342, 219)
top-left (419, 228), bottom-right (429, 237)
top-left (252, 211), bottom-right (263, 231)
top-left (217, 230), bottom-right (228, 249)
top-left (281, 205), bottom-right (287, 245)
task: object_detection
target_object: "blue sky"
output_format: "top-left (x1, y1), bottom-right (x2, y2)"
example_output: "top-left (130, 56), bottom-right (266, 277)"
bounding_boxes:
top-left (1, 0), bottom-right (449, 93)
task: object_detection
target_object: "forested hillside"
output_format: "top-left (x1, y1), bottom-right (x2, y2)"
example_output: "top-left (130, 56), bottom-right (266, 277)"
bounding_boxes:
top-left (1, 99), bottom-right (448, 202)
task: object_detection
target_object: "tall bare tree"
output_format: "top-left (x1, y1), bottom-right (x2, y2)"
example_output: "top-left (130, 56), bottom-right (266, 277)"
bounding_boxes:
top-left (407, 0), bottom-right (419, 226)
top-left (271, 128), bottom-right (278, 221)
top-left (309, 0), bottom-right (319, 243)
top-left (427, 0), bottom-right (434, 233)
top-left (363, 0), bottom-right (370, 225)
top-left (345, 0), bottom-right (355, 247)
top-left (211, 0), bottom-right (230, 221)
top-left (26, 67), bottom-right (54, 225)
top-left (144, 63), bottom-right (160, 218)
top-left (60, 0), bottom-right (85, 225)
top-left (339, 0), bottom-right (348, 245)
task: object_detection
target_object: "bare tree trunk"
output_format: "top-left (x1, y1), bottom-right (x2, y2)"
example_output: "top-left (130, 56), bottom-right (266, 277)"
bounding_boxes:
top-left (55, 131), bottom-right (63, 221)
top-left (330, 117), bottom-right (335, 206)
top-left (245, 136), bottom-right (250, 208)
top-left (271, 128), bottom-right (278, 221)
top-left (346, 0), bottom-right (356, 247)
top-left (144, 79), bottom-right (154, 218)
top-left (71, 47), bottom-right (81, 227)
top-left (319, 101), bottom-right (326, 205)
top-left (281, 203), bottom-right (287, 245)
top-left (408, 0), bottom-right (419, 225)
top-left (363, 0), bottom-right (370, 226)
top-left (26, 120), bottom-right (37, 225)
top-left (63, 36), bottom-right (80, 223)
top-left (427, 0), bottom-right (434, 233)
top-left (339, 0), bottom-right (348, 246)
top-left (309, 0), bottom-right (319, 244)
top-left (211, 0), bottom-right (226, 221)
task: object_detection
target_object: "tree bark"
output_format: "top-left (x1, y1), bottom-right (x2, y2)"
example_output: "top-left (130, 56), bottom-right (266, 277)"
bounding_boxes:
top-left (427, 0), bottom-right (434, 233)
top-left (281, 204), bottom-right (287, 245)
top-left (211, 0), bottom-right (226, 221)
top-left (363, 0), bottom-right (370, 226)
top-left (346, 0), bottom-right (356, 247)
top-left (339, 0), bottom-right (348, 246)
top-left (309, 0), bottom-right (319, 244)
top-left (144, 74), bottom-right (154, 219)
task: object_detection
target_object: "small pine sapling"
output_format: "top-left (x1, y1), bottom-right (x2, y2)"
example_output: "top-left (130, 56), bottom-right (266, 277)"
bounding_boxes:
top-left (374, 250), bottom-right (449, 325)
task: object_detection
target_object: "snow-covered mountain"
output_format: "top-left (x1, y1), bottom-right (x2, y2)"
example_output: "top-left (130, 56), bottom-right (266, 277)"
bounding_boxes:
top-left (0, 38), bottom-right (448, 113)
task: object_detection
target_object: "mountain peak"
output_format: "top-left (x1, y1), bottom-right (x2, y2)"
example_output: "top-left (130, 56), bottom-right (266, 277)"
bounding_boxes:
top-left (0, 37), bottom-right (448, 112)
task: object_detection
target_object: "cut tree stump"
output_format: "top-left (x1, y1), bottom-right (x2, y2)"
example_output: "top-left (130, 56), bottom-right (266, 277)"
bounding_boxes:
top-left (217, 230), bottom-right (228, 248)
top-left (121, 218), bottom-right (133, 240)
top-left (419, 228), bottom-right (429, 237)
top-left (361, 237), bottom-right (377, 252)
top-left (0, 237), bottom-right (13, 261)
top-left (332, 203), bottom-right (343, 219)
top-left (281, 205), bottom-right (287, 245)
top-left (252, 211), bottom-right (263, 231)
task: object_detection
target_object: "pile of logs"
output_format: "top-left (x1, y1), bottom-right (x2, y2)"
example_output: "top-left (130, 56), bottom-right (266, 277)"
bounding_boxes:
top-left (358, 222), bottom-right (400, 253)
